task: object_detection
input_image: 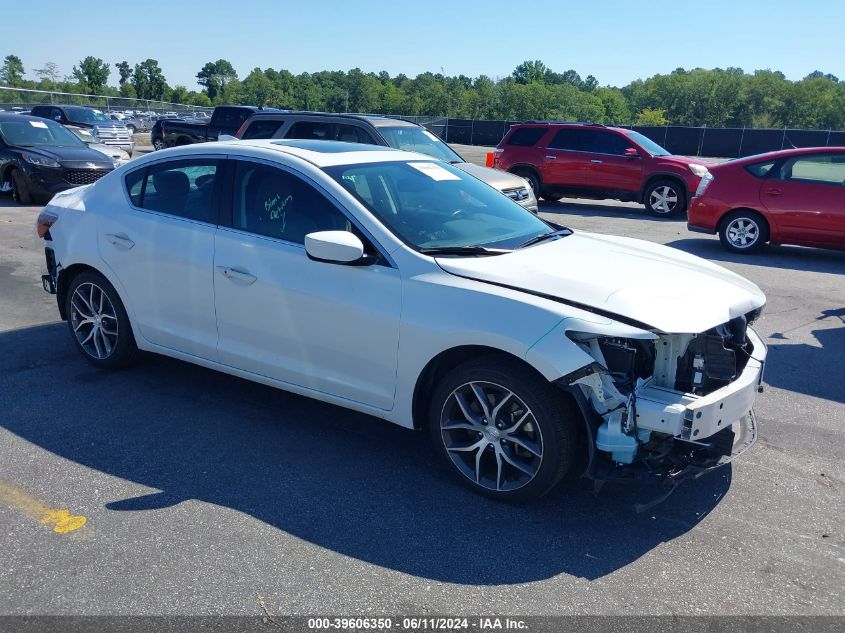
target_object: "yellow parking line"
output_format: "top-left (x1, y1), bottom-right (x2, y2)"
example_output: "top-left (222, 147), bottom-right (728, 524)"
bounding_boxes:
top-left (0, 480), bottom-right (87, 534)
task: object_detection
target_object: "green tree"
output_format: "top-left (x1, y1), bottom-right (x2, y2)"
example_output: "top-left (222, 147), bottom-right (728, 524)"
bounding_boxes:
top-left (34, 62), bottom-right (60, 84)
top-left (115, 61), bottom-right (132, 85)
top-left (72, 56), bottom-right (110, 93)
top-left (196, 59), bottom-right (238, 101)
top-left (169, 85), bottom-right (189, 104)
top-left (0, 55), bottom-right (25, 86)
top-left (131, 59), bottom-right (168, 100)
top-left (634, 107), bottom-right (669, 126)
top-left (512, 60), bottom-right (547, 84)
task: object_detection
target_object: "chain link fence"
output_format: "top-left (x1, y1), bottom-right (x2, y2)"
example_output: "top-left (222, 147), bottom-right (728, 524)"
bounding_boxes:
top-left (0, 86), bottom-right (213, 116)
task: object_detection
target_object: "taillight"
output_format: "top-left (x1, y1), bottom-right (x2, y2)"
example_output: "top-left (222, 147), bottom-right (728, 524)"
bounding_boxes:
top-left (235, 120), bottom-right (249, 139)
top-left (491, 148), bottom-right (504, 168)
top-left (36, 210), bottom-right (59, 239)
top-left (695, 171), bottom-right (714, 197)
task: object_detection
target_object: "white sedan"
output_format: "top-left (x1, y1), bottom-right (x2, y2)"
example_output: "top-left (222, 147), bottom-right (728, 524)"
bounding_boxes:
top-left (36, 139), bottom-right (767, 502)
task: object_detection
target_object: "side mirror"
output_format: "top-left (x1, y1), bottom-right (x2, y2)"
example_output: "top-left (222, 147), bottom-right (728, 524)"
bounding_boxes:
top-left (624, 147), bottom-right (640, 158)
top-left (305, 231), bottom-right (365, 264)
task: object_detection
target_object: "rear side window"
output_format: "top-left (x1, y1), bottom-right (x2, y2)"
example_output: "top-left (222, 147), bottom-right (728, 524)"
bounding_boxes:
top-left (744, 160), bottom-right (776, 178)
top-left (777, 154), bottom-right (845, 186)
top-left (241, 119), bottom-right (283, 140)
top-left (506, 127), bottom-right (546, 147)
top-left (286, 121), bottom-right (337, 140)
top-left (125, 159), bottom-right (220, 223)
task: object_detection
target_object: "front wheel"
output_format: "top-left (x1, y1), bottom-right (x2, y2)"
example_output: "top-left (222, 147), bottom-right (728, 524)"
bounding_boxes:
top-left (428, 356), bottom-right (578, 502)
top-left (644, 179), bottom-right (686, 217)
top-left (541, 192), bottom-right (564, 202)
top-left (66, 271), bottom-right (138, 369)
top-left (719, 210), bottom-right (769, 253)
top-left (11, 170), bottom-right (33, 205)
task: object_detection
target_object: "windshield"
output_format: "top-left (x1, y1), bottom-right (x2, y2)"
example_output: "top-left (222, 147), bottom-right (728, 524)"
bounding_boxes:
top-left (0, 119), bottom-right (87, 148)
top-left (626, 131), bottom-right (670, 156)
top-left (69, 127), bottom-right (96, 144)
top-left (326, 160), bottom-right (552, 251)
top-left (378, 126), bottom-right (463, 163)
top-left (65, 107), bottom-right (111, 123)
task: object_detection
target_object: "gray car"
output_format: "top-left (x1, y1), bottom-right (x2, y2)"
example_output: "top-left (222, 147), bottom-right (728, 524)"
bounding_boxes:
top-left (233, 112), bottom-right (539, 213)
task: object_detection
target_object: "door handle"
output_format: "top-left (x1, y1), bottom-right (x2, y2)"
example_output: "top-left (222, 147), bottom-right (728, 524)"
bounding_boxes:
top-left (545, 155), bottom-right (557, 160)
top-left (591, 159), bottom-right (603, 164)
top-left (764, 188), bottom-right (782, 196)
top-left (105, 233), bottom-right (134, 249)
top-left (216, 266), bottom-right (257, 286)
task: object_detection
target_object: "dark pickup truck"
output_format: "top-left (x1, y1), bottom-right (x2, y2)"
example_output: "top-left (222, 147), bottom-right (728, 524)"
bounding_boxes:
top-left (152, 106), bottom-right (261, 149)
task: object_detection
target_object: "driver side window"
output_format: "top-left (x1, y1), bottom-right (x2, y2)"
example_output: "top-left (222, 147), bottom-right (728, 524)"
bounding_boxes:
top-left (232, 161), bottom-right (351, 244)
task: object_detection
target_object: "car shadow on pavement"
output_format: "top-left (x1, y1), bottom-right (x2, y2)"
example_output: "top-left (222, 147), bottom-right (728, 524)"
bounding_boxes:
top-left (667, 238), bottom-right (845, 275)
top-left (539, 199), bottom-right (686, 222)
top-left (764, 308), bottom-right (845, 405)
top-left (0, 322), bottom-right (732, 585)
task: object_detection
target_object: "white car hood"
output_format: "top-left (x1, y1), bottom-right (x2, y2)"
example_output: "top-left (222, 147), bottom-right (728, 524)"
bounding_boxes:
top-left (435, 231), bottom-right (766, 333)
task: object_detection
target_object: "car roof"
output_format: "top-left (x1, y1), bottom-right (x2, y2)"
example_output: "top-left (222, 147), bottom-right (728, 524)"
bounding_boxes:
top-left (153, 138), bottom-right (438, 168)
top-left (0, 112), bottom-right (54, 122)
top-left (510, 121), bottom-right (632, 134)
top-left (723, 146), bottom-right (845, 164)
top-left (244, 110), bottom-right (419, 128)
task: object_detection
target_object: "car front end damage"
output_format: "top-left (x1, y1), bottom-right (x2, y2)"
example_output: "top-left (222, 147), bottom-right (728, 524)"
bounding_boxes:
top-left (557, 309), bottom-right (765, 502)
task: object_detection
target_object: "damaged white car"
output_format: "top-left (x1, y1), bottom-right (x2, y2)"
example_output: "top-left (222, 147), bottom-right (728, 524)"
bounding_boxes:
top-left (37, 140), bottom-right (766, 502)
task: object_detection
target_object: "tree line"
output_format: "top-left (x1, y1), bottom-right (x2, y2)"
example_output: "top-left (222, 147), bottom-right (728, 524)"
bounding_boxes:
top-left (2, 54), bottom-right (844, 129)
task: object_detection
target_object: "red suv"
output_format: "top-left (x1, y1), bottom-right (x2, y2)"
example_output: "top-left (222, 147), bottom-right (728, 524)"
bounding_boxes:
top-left (494, 122), bottom-right (712, 217)
top-left (688, 147), bottom-right (845, 253)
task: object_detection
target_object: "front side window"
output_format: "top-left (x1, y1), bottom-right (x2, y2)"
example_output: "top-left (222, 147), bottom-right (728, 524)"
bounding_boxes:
top-left (130, 159), bottom-right (220, 222)
top-left (65, 107), bottom-right (110, 123)
top-left (232, 161), bottom-right (350, 243)
top-left (593, 131), bottom-right (631, 155)
top-left (337, 124), bottom-right (376, 144)
top-left (776, 154), bottom-right (845, 186)
top-left (327, 161), bottom-right (551, 250)
top-left (286, 121), bottom-right (337, 140)
top-left (548, 128), bottom-right (591, 152)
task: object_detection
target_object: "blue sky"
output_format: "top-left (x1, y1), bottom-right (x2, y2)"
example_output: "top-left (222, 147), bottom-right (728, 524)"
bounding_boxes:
top-left (4, 0), bottom-right (843, 89)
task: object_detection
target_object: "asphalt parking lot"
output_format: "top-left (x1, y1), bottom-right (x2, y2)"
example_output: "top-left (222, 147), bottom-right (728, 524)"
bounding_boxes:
top-left (1, 147), bottom-right (844, 618)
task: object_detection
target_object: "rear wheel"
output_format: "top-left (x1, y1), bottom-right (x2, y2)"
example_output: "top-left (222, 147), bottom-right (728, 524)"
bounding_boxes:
top-left (153, 138), bottom-right (165, 151)
top-left (11, 170), bottom-right (33, 205)
top-left (719, 210), bottom-right (769, 254)
top-left (65, 271), bottom-right (138, 369)
top-left (644, 178), bottom-right (686, 217)
top-left (428, 356), bottom-right (578, 502)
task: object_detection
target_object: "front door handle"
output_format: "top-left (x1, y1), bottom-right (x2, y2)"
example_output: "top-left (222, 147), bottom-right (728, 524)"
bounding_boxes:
top-left (764, 188), bottom-right (782, 196)
top-left (105, 233), bottom-right (134, 249)
top-left (545, 155), bottom-right (557, 160)
top-left (591, 159), bottom-right (603, 164)
top-left (216, 266), bottom-right (257, 286)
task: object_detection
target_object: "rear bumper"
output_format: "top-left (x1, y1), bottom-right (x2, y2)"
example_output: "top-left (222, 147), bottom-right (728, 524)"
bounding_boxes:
top-left (687, 223), bottom-right (715, 234)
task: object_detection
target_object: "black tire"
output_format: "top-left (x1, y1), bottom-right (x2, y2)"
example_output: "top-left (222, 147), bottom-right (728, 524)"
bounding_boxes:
top-left (65, 271), bottom-right (138, 369)
top-left (644, 178), bottom-right (686, 217)
top-left (541, 192), bottom-right (564, 202)
top-left (512, 169), bottom-right (541, 198)
top-left (11, 170), bottom-right (33, 205)
top-left (718, 209), bottom-right (769, 254)
top-left (153, 138), bottom-right (165, 151)
top-left (428, 355), bottom-right (579, 503)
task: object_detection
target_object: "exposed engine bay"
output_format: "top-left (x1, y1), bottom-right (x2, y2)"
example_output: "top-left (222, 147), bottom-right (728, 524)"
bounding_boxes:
top-left (559, 309), bottom-right (765, 493)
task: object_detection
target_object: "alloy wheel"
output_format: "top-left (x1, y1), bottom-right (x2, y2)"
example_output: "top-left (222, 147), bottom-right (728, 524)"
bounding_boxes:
top-left (726, 217), bottom-right (760, 248)
top-left (440, 381), bottom-right (543, 492)
top-left (649, 185), bottom-right (678, 213)
top-left (70, 282), bottom-right (119, 360)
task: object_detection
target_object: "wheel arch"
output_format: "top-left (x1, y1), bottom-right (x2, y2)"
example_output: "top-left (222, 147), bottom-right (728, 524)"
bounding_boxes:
top-left (507, 164), bottom-right (542, 182)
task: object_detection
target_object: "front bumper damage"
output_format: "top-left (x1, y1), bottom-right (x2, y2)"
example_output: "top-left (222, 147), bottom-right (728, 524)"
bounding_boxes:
top-left (559, 325), bottom-right (766, 507)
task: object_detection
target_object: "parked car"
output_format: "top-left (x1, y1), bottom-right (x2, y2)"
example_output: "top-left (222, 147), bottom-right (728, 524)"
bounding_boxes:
top-left (66, 126), bottom-right (131, 166)
top-left (30, 105), bottom-right (134, 156)
top-left (234, 112), bottom-right (538, 213)
top-left (36, 139), bottom-right (766, 502)
top-left (155, 105), bottom-right (261, 148)
top-left (688, 147), bottom-right (845, 253)
top-left (493, 122), bottom-right (713, 217)
top-left (121, 116), bottom-right (152, 134)
top-left (0, 113), bottom-right (115, 204)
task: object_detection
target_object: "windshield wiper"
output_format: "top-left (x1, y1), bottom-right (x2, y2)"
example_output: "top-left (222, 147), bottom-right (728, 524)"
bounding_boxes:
top-left (516, 228), bottom-right (573, 249)
top-left (418, 245), bottom-right (510, 256)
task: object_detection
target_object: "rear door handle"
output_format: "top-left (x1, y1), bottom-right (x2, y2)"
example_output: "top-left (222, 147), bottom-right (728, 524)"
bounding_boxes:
top-left (591, 159), bottom-right (603, 164)
top-left (764, 188), bottom-right (782, 196)
top-left (105, 233), bottom-right (134, 249)
top-left (216, 266), bottom-right (257, 286)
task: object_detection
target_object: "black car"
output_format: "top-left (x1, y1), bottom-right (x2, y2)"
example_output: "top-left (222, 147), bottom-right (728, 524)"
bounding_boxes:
top-left (0, 113), bottom-right (116, 204)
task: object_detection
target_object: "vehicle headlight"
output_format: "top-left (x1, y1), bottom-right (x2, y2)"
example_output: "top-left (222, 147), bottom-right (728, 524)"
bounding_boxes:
top-left (22, 152), bottom-right (60, 168)
top-left (695, 171), bottom-right (714, 197)
top-left (112, 159), bottom-right (122, 168)
top-left (688, 163), bottom-right (710, 178)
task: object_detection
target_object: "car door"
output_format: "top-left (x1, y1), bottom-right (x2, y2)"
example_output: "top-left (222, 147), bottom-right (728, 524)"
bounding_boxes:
top-left (760, 152), bottom-right (845, 246)
top-left (541, 128), bottom-right (586, 189)
top-left (98, 156), bottom-right (222, 360)
top-left (581, 130), bottom-right (644, 195)
top-left (213, 158), bottom-right (402, 410)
